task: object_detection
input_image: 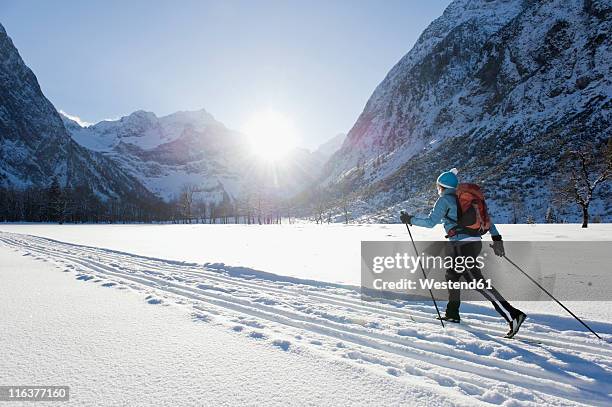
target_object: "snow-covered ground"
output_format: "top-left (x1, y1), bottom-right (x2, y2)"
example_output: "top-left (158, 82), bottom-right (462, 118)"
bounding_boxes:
top-left (1, 223), bottom-right (610, 286)
top-left (0, 244), bottom-right (461, 406)
top-left (1, 224), bottom-right (611, 406)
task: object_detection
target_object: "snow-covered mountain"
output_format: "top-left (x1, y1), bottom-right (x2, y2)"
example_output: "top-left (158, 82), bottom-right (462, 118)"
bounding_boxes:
top-left (63, 110), bottom-right (329, 203)
top-left (62, 109), bottom-right (246, 202)
top-left (0, 23), bottom-right (153, 202)
top-left (320, 0), bottom-right (611, 222)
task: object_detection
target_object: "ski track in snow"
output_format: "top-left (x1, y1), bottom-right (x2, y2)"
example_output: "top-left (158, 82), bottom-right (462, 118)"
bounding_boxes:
top-left (1, 231), bottom-right (611, 406)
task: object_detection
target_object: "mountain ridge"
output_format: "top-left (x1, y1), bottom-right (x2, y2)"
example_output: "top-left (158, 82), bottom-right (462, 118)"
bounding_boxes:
top-left (62, 110), bottom-right (342, 203)
top-left (316, 0), bottom-right (611, 222)
top-left (0, 22), bottom-right (156, 205)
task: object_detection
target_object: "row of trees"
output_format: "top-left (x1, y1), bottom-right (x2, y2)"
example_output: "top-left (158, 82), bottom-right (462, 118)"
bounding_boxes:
top-left (0, 179), bottom-right (297, 225)
top-left (171, 183), bottom-right (297, 225)
top-left (0, 178), bottom-right (171, 223)
top-left (0, 178), bottom-right (304, 225)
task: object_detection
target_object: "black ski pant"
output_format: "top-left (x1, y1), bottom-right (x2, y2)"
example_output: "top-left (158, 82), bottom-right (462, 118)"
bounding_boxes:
top-left (444, 240), bottom-right (521, 322)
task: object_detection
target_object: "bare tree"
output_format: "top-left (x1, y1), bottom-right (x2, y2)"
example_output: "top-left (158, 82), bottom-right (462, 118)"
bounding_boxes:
top-left (283, 200), bottom-right (293, 224)
top-left (340, 194), bottom-right (351, 224)
top-left (510, 191), bottom-right (524, 224)
top-left (194, 200), bottom-right (208, 224)
top-left (179, 183), bottom-right (197, 223)
top-left (545, 206), bottom-right (557, 223)
top-left (311, 187), bottom-right (327, 224)
top-left (257, 194), bottom-right (263, 225)
top-left (555, 140), bottom-right (611, 228)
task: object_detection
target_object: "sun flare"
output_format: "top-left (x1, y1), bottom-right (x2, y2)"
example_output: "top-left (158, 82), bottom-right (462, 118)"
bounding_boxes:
top-left (242, 109), bottom-right (297, 161)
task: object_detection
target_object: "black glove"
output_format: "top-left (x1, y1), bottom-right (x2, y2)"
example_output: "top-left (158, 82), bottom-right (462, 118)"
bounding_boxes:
top-left (490, 235), bottom-right (505, 257)
top-left (399, 211), bottom-right (412, 225)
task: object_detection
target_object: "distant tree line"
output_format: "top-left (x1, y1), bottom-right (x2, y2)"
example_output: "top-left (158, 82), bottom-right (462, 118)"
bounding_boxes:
top-left (0, 177), bottom-right (171, 223)
top-left (0, 178), bottom-right (301, 225)
top-left (159, 183), bottom-right (297, 225)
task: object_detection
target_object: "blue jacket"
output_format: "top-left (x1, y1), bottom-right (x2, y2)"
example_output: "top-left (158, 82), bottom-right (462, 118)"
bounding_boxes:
top-left (411, 188), bottom-right (500, 240)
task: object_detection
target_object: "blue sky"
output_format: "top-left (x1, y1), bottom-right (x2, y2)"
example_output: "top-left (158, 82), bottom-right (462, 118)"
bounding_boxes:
top-left (0, 0), bottom-right (450, 149)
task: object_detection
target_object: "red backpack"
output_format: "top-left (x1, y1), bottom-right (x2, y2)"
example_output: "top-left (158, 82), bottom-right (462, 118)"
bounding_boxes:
top-left (450, 183), bottom-right (491, 236)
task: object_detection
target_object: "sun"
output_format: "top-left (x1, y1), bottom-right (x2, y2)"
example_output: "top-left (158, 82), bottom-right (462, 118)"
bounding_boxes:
top-left (242, 109), bottom-right (297, 161)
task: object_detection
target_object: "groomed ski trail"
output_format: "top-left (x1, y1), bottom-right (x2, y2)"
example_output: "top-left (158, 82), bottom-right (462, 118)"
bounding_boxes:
top-left (1, 231), bottom-right (610, 406)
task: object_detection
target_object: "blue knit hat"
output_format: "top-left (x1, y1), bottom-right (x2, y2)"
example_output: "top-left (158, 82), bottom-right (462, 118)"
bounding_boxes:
top-left (436, 168), bottom-right (459, 188)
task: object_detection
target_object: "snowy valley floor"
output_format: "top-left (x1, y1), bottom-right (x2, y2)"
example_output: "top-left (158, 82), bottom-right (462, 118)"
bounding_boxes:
top-left (0, 224), bottom-right (611, 406)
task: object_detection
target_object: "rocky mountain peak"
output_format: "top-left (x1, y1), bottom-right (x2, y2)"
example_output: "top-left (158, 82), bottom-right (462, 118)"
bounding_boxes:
top-left (318, 0), bottom-right (611, 222)
top-left (0, 22), bottom-right (155, 203)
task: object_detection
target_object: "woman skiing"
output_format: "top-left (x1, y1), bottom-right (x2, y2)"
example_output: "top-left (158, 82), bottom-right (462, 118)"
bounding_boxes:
top-left (400, 168), bottom-right (527, 338)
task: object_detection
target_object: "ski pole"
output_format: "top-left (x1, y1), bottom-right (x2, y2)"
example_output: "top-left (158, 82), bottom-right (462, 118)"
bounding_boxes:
top-left (503, 255), bottom-right (602, 341)
top-left (402, 218), bottom-right (444, 328)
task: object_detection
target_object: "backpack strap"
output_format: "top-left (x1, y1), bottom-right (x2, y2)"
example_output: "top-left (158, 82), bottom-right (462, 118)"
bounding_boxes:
top-left (443, 193), bottom-right (458, 223)
top-left (444, 193), bottom-right (459, 238)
